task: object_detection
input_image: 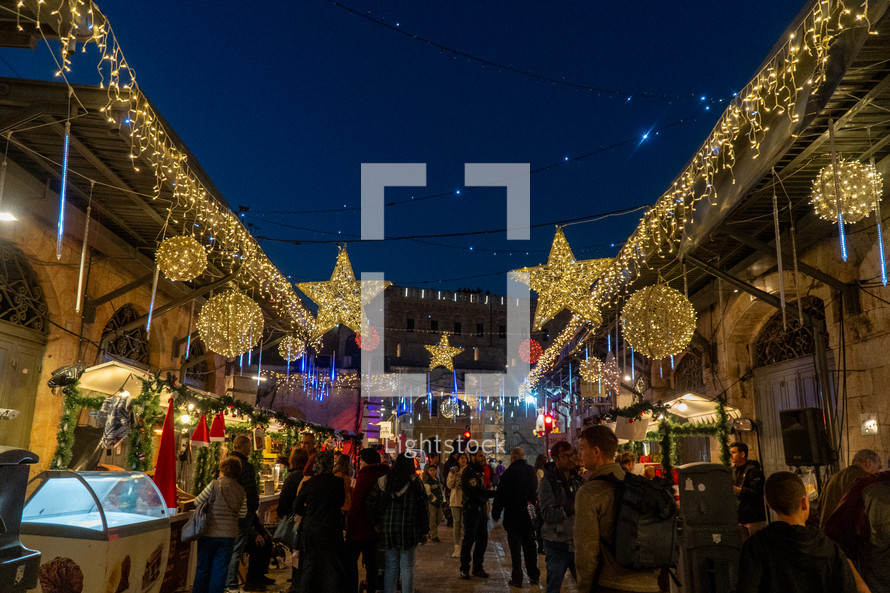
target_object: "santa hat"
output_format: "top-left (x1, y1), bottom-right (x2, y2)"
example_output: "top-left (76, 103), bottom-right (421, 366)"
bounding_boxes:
top-left (191, 414), bottom-right (210, 447)
top-left (152, 404), bottom-right (178, 511)
top-left (209, 411), bottom-right (226, 442)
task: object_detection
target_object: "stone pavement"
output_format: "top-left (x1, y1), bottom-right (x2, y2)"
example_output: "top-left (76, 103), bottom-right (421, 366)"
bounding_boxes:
top-left (256, 518), bottom-right (582, 593)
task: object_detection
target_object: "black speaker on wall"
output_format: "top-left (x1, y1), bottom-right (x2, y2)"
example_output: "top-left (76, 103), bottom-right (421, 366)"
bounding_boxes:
top-left (779, 408), bottom-right (831, 466)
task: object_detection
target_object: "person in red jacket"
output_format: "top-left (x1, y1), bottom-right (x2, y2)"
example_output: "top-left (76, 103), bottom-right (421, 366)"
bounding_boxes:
top-left (347, 448), bottom-right (390, 593)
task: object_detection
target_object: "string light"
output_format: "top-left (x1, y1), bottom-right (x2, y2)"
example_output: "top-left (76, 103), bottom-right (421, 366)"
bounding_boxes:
top-left (511, 228), bottom-right (611, 330)
top-left (156, 235), bottom-right (208, 281)
top-left (15, 1), bottom-right (316, 335)
top-left (425, 334), bottom-right (464, 371)
top-left (811, 160), bottom-right (882, 224)
top-left (197, 290), bottom-right (264, 357)
top-left (518, 339), bottom-right (543, 364)
top-left (621, 284), bottom-right (696, 359)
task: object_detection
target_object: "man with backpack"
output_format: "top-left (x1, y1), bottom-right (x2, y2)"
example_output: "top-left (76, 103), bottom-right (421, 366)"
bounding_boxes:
top-left (575, 425), bottom-right (662, 593)
top-left (538, 440), bottom-right (583, 593)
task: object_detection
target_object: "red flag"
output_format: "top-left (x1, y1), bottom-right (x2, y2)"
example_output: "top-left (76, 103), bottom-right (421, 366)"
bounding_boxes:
top-left (191, 414), bottom-right (209, 447)
top-left (153, 403), bottom-right (178, 511)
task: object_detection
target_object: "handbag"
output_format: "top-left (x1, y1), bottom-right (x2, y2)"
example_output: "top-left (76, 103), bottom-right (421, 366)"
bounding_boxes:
top-left (273, 514), bottom-right (301, 550)
top-left (181, 480), bottom-right (217, 542)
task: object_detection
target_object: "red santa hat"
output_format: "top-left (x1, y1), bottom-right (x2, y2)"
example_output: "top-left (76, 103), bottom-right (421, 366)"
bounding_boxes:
top-left (209, 411), bottom-right (226, 442)
top-left (191, 413), bottom-right (210, 447)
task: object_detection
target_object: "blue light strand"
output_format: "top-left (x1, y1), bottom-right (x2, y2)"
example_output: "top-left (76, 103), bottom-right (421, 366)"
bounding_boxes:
top-left (57, 122), bottom-right (70, 260)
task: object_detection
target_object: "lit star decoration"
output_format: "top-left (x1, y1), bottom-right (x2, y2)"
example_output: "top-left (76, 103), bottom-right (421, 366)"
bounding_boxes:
top-left (511, 228), bottom-right (611, 330)
top-left (621, 285), bottom-right (696, 359)
top-left (425, 334), bottom-right (464, 371)
top-left (297, 247), bottom-right (390, 340)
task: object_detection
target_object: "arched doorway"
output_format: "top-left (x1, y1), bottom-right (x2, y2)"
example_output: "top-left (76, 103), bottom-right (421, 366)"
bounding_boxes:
top-left (751, 297), bottom-right (833, 477)
top-left (0, 240), bottom-right (49, 449)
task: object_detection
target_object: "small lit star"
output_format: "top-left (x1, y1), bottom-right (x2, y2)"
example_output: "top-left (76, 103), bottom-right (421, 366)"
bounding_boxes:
top-left (425, 334), bottom-right (464, 371)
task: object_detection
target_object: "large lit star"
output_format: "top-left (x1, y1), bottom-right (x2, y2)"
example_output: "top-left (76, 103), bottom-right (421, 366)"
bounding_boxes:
top-left (297, 247), bottom-right (390, 339)
top-left (425, 334), bottom-right (464, 371)
top-left (510, 228), bottom-right (611, 330)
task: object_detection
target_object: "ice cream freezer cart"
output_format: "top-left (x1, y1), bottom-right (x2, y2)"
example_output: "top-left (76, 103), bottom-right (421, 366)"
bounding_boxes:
top-left (20, 470), bottom-right (170, 593)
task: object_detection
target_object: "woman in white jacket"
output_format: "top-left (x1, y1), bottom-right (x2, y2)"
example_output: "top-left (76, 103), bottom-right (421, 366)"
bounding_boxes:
top-left (446, 453), bottom-right (469, 558)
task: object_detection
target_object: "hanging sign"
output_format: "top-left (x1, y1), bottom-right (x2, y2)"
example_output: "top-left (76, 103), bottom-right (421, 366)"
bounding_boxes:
top-left (378, 421), bottom-right (393, 439)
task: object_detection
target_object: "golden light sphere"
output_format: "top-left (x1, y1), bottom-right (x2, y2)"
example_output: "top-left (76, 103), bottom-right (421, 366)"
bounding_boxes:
top-left (811, 160), bottom-right (882, 224)
top-left (622, 284), bottom-right (696, 359)
top-left (279, 335), bottom-right (304, 362)
top-left (156, 235), bottom-right (207, 281)
top-left (197, 291), bottom-right (264, 357)
top-left (579, 357), bottom-right (604, 383)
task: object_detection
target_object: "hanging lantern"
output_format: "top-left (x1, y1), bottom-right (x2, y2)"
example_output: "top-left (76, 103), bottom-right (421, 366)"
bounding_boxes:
top-left (354, 326), bottom-right (380, 351)
top-left (621, 284), bottom-right (696, 359)
top-left (279, 334), bottom-right (305, 361)
top-left (197, 290), bottom-right (264, 357)
top-left (811, 160), bottom-right (882, 224)
top-left (579, 357), bottom-right (603, 383)
top-left (156, 235), bottom-right (208, 281)
top-left (518, 338), bottom-right (543, 364)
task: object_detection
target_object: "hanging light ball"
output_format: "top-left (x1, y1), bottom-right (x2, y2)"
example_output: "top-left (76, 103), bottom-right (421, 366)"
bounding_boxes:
top-left (354, 327), bottom-right (380, 351)
top-left (579, 357), bottom-right (604, 382)
top-left (439, 398), bottom-right (459, 419)
top-left (278, 335), bottom-right (305, 362)
top-left (811, 160), bottom-right (882, 224)
top-left (197, 290), bottom-right (264, 357)
top-left (518, 338), bottom-right (543, 364)
top-left (156, 235), bottom-right (207, 281)
top-left (622, 284), bottom-right (696, 359)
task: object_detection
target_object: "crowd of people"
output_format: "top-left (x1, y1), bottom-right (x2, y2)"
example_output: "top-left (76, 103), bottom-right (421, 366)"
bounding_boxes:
top-left (189, 428), bottom-right (889, 593)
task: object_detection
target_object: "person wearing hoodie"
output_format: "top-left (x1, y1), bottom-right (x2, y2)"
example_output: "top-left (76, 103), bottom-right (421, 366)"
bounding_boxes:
top-left (737, 471), bottom-right (860, 593)
top-left (575, 425), bottom-right (660, 593)
top-left (347, 448), bottom-right (389, 593)
top-left (366, 453), bottom-right (429, 593)
top-left (459, 448), bottom-right (497, 580)
top-left (492, 447), bottom-right (541, 588)
top-left (447, 452), bottom-right (469, 558)
top-left (537, 440), bottom-right (583, 593)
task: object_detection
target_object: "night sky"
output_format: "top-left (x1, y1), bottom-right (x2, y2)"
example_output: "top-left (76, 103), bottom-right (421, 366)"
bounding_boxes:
top-left (2, 0), bottom-right (806, 295)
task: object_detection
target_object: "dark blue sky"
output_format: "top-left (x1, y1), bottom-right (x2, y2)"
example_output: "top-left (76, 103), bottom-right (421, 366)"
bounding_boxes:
top-left (3, 0), bottom-right (805, 294)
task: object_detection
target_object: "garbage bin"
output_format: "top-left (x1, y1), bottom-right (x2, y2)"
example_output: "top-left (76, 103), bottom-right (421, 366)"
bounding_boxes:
top-left (677, 462), bottom-right (742, 593)
top-left (0, 446), bottom-right (41, 592)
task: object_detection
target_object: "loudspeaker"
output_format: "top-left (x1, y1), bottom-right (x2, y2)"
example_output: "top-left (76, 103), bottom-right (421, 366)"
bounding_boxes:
top-left (779, 408), bottom-right (831, 466)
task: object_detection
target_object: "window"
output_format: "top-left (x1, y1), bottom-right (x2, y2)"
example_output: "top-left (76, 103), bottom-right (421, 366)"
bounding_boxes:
top-left (499, 325), bottom-right (506, 339)
top-left (407, 318), bottom-right (415, 333)
top-left (476, 323), bottom-right (484, 337)
top-left (102, 304), bottom-right (149, 365)
top-left (430, 320), bottom-right (438, 332)
top-left (454, 322), bottom-right (461, 335)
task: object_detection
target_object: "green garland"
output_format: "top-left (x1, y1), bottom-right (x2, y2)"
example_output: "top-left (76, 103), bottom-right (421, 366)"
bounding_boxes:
top-left (127, 374), bottom-right (164, 472)
top-left (585, 399), bottom-right (672, 424)
top-left (249, 449), bottom-right (263, 492)
top-left (50, 381), bottom-right (105, 470)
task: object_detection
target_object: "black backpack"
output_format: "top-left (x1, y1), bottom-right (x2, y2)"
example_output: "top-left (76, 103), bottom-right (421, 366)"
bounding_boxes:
top-left (595, 471), bottom-right (679, 570)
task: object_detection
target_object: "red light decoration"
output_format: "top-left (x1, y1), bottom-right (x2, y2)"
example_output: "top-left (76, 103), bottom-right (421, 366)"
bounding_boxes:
top-left (518, 338), bottom-right (543, 364)
top-left (354, 326), bottom-right (381, 351)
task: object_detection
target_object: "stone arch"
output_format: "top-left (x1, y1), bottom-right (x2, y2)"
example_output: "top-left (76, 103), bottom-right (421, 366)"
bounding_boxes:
top-left (752, 296), bottom-right (827, 368)
top-left (0, 239), bottom-right (49, 335)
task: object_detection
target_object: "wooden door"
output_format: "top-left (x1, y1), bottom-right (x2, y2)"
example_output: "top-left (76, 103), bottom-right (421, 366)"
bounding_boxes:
top-left (0, 326), bottom-right (45, 450)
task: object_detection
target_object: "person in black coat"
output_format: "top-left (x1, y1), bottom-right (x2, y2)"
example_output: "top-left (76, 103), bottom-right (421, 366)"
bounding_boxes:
top-left (459, 448), bottom-right (497, 579)
top-left (492, 447), bottom-right (541, 587)
top-left (730, 441), bottom-right (767, 539)
top-left (277, 447), bottom-right (309, 592)
top-left (226, 434), bottom-right (264, 591)
top-left (293, 450), bottom-right (351, 593)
